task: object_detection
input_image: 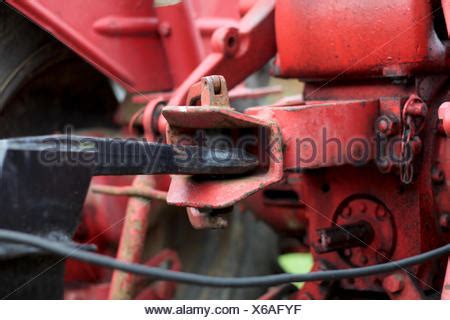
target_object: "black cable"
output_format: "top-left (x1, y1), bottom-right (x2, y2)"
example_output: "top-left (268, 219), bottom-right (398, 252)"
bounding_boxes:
top-left (0, 229), bottom-right (448, 288)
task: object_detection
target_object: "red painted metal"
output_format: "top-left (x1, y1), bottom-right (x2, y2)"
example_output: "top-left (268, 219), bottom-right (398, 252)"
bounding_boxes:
top-left (274, 0), bottom-right (448, 80)
top-left (383, 272), bottom-right (424, 299)
top-left (6, 0), bottom-right (242, 92)
top-left (161, 73), bottom-right (449, 298)
top-left (7, 0), bottom-right (172, 92)
top-left (154, 1), bottom-right (204, 86)
top-left (164, 0), bottom-right (276, 109)
top-left (246, 100), bottom-right (380, 170)
top-left (8, 0), bottom-right (450, 300)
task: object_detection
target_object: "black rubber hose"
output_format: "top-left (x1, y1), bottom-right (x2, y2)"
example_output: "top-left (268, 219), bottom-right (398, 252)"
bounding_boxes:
top-left (0, 229), bottom-right (448, 288)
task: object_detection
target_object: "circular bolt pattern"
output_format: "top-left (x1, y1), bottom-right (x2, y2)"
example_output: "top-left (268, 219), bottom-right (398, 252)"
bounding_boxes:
top-left (335, 197), bottom-right (395, 267)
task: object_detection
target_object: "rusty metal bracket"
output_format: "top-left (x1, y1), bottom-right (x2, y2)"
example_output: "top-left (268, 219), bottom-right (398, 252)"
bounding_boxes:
top-left (163, 76), bottom-right (283, 211)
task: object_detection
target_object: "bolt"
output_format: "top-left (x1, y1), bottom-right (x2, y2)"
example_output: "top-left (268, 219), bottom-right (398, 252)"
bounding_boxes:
top-left (376, 115), bottom-right (399, 136)
top-left (440, 213), bottom-right (450, 230)
top-left (375, 205), bottom-right (387, 220)
top-left (377, 118), bottom-right (389, 132)
top-left (316, 222), bottom-right (374, 253)
top-left (383, 274), bottom-right (404, 294)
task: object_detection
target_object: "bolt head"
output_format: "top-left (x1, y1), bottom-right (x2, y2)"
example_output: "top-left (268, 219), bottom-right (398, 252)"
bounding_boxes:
top-left (376, 115), bottom-right (398, 136)
top-left (377, 119), bottom-right (389, 132)
top-left (375, 205), bottom-right (387, 220)
top-left (383, 274), bottom-right (404, 293)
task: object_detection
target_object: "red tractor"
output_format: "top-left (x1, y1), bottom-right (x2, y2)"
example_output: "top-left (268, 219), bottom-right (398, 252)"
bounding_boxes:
top-left (0, 0), bottom-right (449, 300)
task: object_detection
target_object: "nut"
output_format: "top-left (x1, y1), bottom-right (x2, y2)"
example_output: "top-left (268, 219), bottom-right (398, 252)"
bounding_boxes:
top-left (376, 115), bottom-right (399, 136)
top-left (383, 274), bottom-right (404, 293)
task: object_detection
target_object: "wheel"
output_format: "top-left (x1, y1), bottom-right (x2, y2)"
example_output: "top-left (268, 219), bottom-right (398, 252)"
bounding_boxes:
top-left (0, 5), bottom-right (118, 138)
top-left (0, 4), bottom-right (117, 299)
